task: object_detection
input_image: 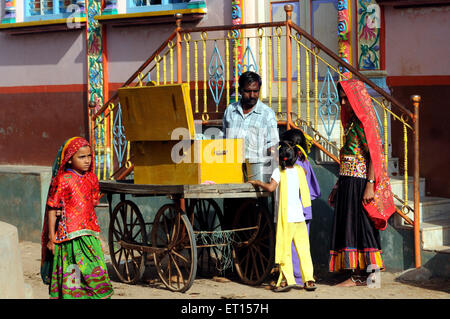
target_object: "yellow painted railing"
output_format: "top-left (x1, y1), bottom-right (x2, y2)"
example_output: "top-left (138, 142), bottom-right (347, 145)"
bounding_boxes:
top-left (91, 7), bottom-right (421, 268)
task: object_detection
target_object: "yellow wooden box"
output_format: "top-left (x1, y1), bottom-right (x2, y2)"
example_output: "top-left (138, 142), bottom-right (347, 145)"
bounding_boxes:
top-left (132, 139), bottom-right (244, 185)
top-left (118, 83), bottom-right (244, 185)
top-left (118, 83), bottom-right (196, 141)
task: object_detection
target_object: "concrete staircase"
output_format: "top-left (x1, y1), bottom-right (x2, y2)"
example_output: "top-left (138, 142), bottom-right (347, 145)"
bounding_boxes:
top-left (391, 175), bottom-right (450, 253)
top-left (268, 98), bottom-right (450, 254)
top-left (312, 117), bottom-right (450, 254)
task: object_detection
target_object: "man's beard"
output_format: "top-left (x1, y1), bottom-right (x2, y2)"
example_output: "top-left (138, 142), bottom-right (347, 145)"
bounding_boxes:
top-left (242, 97), bottom-right (258, 109)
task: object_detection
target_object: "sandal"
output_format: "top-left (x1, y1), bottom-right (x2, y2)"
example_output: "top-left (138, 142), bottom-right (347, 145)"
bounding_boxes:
top-left (272, 279), bottom-right (295, 292)
top-left (273, 284), bottom-right (296, 292)
top-left (304, 281), bottom-right (317, 291)
top-left (351, 275), bottom-right (367, 286)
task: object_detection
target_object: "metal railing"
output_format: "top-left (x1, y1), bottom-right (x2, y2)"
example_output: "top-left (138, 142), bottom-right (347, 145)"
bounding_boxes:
top-left (91, 5), bottom-right (421, 268)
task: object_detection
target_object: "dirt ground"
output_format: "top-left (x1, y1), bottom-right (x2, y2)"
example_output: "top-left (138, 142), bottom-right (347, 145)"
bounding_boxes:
top-left (19, 241), bottom-right (449, 300)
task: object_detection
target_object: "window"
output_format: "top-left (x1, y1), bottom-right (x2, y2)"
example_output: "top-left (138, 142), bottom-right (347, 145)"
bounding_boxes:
top-left (127, 0), bottom-right (204, 14)
top-left (24, 0), bottom-right (85, 21)
top-left (1, 0), bottom-right (205, 27)
top-left (2, 0), bottom-right (16, 23)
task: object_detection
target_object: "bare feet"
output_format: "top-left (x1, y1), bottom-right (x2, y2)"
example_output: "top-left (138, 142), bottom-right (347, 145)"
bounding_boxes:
top-left (335, 278), bottom-right (356, 287)
top-left (335, 276), bottom-right (366, 287)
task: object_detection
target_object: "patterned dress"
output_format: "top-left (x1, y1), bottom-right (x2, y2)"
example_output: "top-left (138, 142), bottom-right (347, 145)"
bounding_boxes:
top-left (47, 168), bottom-right (114, 299)
top-left (328, 116), bottom-right (385, 272)
top-left (48, 169), bottom-right (101, 243)
top-left (41, 137), bottom-right (114, 299)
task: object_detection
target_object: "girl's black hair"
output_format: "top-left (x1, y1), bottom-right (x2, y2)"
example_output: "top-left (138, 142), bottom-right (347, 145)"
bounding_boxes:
top-left (280, 128), bottom-right (307, 162)
top-left (278, 140), bottom-right (298, 170)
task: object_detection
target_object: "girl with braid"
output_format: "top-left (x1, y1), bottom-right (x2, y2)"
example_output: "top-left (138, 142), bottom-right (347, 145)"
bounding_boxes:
top-left (248, 141), bottom-right (316, 292)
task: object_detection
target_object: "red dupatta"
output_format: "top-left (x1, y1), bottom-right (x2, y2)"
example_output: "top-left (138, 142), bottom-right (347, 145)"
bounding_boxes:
top-left (339, 79), bottom-right (395, 230)
top-left (40, 137), bottom-right (92, 282)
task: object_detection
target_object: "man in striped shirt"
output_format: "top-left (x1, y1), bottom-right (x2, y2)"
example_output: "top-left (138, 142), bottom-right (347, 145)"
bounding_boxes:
top-left (222, 71), bottom-right (279, 181)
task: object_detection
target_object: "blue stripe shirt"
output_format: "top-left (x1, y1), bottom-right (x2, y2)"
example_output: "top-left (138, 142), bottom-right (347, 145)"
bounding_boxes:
top-left (222, 99), bottom-right (279, 163)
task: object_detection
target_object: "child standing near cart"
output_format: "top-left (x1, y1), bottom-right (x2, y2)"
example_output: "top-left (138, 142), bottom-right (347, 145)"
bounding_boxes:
top-left (248, 141), bottom-right (316, 292)
top-left (281, 128), bottom-right (321, 287)
top-left (40, 136), bottom-right (114, 299)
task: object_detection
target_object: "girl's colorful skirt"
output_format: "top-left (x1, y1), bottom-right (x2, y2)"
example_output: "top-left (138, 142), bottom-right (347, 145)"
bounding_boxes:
top-left (50, 235), bottom-right (114, 299)
top-left (328, 176), bottom-right (384, 272)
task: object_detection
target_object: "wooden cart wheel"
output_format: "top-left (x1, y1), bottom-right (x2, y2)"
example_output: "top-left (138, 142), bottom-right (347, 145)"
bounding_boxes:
top-left (232, 199), bottom-right (275, 285)
top-left (151, 204), bottom-right (197, 292)
top-left (108, 200), bottom-right (148, 284)
top-left (187, 199), bottom-right (224, 276)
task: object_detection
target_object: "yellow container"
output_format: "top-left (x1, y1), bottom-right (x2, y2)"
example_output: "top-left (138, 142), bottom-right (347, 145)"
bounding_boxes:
top-left (118, 83), bottom-right (244, 185)
top-left (118, 83), bottom-right (196, 141)
top-left (132, 139), bottom-right (244, 185)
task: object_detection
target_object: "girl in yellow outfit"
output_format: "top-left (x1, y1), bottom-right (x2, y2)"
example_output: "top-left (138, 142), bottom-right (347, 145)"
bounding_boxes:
top-left (249, 141), bottom-right (316, 292)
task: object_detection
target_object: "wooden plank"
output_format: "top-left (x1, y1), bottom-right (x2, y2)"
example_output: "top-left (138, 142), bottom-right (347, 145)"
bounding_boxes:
top-left (184, 183), bottom-right (255, 192)
top-left (183, 192), bottom-right (269, 199)
top-left (99, 180), bottom-right (270, 198)
top-left (181, 183), bottom-right (270, 198)
top-left (99, 180), bottom-right (184, 196)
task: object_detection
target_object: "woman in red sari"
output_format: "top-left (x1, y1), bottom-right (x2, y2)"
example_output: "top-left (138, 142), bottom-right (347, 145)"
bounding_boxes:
top-left (328, 80), bottom-right (395, 286)
top-left (41, 137), bottom-right (114, 298)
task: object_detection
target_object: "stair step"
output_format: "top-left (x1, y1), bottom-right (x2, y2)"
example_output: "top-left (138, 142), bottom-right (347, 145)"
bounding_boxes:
top-left (421, 218), bottom-right (450, 250)
top-left (420, 197), bottom-right (450, 223)
top-left (394, 195), bottom-right (450, 227)
top-left (422, 245), bottom-right (450, 254)
top-left (390, 176), bottom-right (426, 201)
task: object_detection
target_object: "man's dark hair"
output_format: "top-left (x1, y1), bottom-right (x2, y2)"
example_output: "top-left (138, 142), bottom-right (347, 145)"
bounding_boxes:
top-left (238, 71), bottom-right (262, 91)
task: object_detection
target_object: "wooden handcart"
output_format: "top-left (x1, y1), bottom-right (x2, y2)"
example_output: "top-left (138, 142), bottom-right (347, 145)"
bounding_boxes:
top-left (100, 180), bottom-right (275, 292)
top-left (100, 83), bottom-right (275, 292)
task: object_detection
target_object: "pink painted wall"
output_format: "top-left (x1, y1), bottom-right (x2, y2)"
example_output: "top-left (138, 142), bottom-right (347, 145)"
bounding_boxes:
top-left (0, 0), bottom-right (228, 87)
top-left (106, 0), bottom-right (229, 83)
top-left (384, 5), bottom-right (450, 197)
top-left (384, 5), bottom-right (450, 76)
top-left (0, 31), bottom-right (86, 87)
top-left (0, 0), bottom-right (230, 166)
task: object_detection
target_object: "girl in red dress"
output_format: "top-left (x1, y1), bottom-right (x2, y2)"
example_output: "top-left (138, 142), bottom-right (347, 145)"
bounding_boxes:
top-left (41, 137), bottom-right (114, 299)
